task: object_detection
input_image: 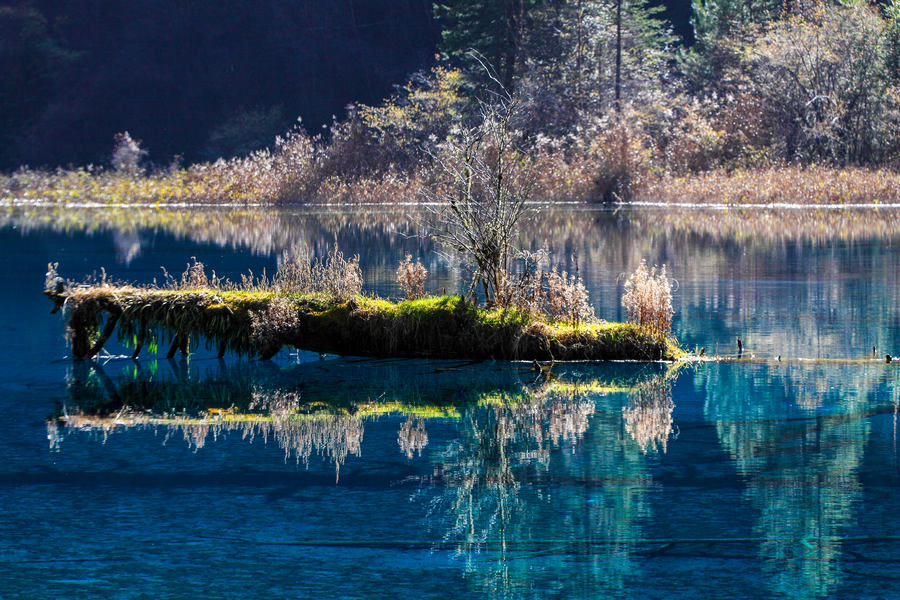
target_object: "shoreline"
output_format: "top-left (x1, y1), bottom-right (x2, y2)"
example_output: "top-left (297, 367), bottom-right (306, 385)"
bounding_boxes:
top-left (6, 165), bottom-right (900, 208)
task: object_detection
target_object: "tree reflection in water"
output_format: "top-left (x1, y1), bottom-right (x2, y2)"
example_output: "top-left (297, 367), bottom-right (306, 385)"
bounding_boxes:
top-left (51, 359), bottom-right (668, 482)
top-left (699, 363), bottom-right (886, 599)
top-left (48, 357), bottom-right (687, 597)
top-left (423, 371), bottom-right (675, 598)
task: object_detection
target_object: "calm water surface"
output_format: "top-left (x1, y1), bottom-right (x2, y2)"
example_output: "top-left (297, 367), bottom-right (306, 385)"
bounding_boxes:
top-left (1, 204), bottom-right (899, 599)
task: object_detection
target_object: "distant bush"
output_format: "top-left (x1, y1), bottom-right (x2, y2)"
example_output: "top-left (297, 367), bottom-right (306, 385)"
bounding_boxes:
top-left (587, 113), bottom-right (652, 202)
top-left (111, 132), bottom-right (147, 174)
top-left (741, 3), bottom-right (900, 165)
top-left (358, 66), bottom-right (468, 169)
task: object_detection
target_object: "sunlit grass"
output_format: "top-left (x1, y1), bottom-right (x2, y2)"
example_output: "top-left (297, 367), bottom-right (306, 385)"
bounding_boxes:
top-left (47, 253), bottom-right (680, 363)
top-left (640, 166), bottom-right (900, 206)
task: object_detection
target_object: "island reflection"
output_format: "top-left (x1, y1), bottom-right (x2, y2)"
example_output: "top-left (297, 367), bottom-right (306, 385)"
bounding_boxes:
top-left (51, 358), bottom-right (674, 479)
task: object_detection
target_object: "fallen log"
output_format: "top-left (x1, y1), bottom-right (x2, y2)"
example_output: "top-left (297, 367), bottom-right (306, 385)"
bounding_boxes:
top-left (46, 286), bottom-right (682, 362)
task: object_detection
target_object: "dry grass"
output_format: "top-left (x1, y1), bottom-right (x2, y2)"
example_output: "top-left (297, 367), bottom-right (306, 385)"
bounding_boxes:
top-left (396, 254), bottom-right (427, 300)
top-left (507, 254), bottom-right (596, 328)
top-left (265, 246), bottom-right (363, 297)
top-left (639, 166), bottom-right (900, 205)
top-left (622, 260), bottom-right (673, 339)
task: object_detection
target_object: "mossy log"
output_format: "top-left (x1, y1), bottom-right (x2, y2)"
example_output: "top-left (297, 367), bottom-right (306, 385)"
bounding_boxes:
top-left (45, 287), bottom-right (681, 362)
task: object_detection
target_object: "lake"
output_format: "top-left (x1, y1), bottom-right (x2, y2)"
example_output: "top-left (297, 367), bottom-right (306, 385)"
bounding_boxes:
top-left (1, 203), bottom-right (899, 598)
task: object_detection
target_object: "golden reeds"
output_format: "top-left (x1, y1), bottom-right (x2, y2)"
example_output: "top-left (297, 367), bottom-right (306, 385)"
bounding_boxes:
top-left (621, 260), bottom-right (673, 338)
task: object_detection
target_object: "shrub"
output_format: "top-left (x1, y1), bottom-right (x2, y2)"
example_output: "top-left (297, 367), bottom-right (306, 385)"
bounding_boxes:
top-left (506, 251), bottom-right (595, 327)
top-left (584, 112), bottom-right (652, 202)
top-left (396, 254), bottom-right (427, 300)
top-left (622, 259), bottom-right (672, 337)
top-left (271, 245), bottom-right (363, 299)
top-left (744, 3), bottom-right (900, 165)
top-left (543, 268), bottom-right (595, 327)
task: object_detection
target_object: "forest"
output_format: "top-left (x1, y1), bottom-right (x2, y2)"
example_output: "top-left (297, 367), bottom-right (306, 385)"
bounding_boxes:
top-left (2, 0), bottom-right (900, 203)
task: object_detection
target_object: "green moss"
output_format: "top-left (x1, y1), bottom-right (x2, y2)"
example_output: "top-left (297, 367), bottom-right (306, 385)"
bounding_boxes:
top-left (47, 287), bottom-right (685, 361)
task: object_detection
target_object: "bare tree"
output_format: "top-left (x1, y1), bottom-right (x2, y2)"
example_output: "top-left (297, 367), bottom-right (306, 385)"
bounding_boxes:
top-left (425, 90), bottom-right (535, 306)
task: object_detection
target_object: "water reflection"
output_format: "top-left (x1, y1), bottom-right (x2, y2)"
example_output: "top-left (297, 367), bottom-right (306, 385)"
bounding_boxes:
top-left (52, 358), bottom-right (667, 480)
top-left (10, 204), bottom-right (900, 360)
top-left (39, 352), bottom-right (900, 597)
top-left (424, 367), bottom-right (676, 598)
top-left (12, 201), bottom-right (900, 596)
top-left (699, 363), bottom-right (893, 599)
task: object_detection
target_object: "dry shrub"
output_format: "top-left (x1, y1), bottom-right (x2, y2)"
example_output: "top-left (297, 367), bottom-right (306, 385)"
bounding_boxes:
top-left (526, 137), bottom-right (598, 203)
top-left (585, 113), bottom-right (652, 202)
top-left (155, 258), bottom-right (232, 290)
top-left (543, 268), bottom-right (595, 326)
top-left (622, 259), bottom-right (673, 338)
top-left (45, 261), bottom-right (63, 291)
top-left (271, 245), bottom-right (363, 298)
top-left (396, 254), bottom-right (427, 300)
top-left (426, 97), bottom-right (534, 306)
top-left (637, 92), bottom-right (775, 174)
top-left (110, 132), bottom-right (147, 174)
top-left (507, 252), bottom-right (595, 327)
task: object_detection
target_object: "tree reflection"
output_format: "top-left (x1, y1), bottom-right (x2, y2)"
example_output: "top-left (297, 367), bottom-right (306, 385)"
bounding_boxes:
top-left (48, 356), bottom-right (685, 597)
top-left (699, 363), bottom-right (883, 599)
top-left (425, 368), bottom-right (676, 598)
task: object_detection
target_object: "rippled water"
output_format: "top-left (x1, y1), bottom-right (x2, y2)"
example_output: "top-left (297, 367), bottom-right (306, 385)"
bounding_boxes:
top-left (2, 205), bottom-right (899, 599)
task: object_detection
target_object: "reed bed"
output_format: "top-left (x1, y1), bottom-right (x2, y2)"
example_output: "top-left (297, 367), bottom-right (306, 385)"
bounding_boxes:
top-left (6, 161), bottom-right (900, 208)
top-left (640, 166), bottom-right (900, 206)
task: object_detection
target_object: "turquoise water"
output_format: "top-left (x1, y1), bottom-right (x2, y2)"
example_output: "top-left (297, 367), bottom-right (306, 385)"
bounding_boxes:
top-left (1, 206), bottom-right (899, 598)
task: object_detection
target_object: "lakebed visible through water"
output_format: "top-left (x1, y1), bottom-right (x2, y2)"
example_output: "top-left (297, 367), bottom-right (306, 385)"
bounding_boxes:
top-left (2, 203), bottom-right (900, 598)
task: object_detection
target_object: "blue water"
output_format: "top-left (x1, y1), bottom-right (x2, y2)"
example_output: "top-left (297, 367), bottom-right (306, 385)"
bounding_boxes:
top-left (2, 206), bottom-right (900, 599)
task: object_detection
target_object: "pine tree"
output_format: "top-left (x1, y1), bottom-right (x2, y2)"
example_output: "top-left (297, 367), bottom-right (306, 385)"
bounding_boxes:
top-left (435, 0), bottom-right (545, 89)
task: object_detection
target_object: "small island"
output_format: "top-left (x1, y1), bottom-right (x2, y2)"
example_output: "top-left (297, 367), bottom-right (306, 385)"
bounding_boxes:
top-left (44, 286), bottom-right (681, 363)
top-left (44, 252), bottom-right (682, 363)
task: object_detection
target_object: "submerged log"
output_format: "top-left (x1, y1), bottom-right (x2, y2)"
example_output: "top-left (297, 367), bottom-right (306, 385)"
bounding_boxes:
top-left (45, 287), bottom-right (681, 362)
top-left (75, 306), bottom-right (122, 360)
top-left (166, 333), bottom-right (190, 359)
